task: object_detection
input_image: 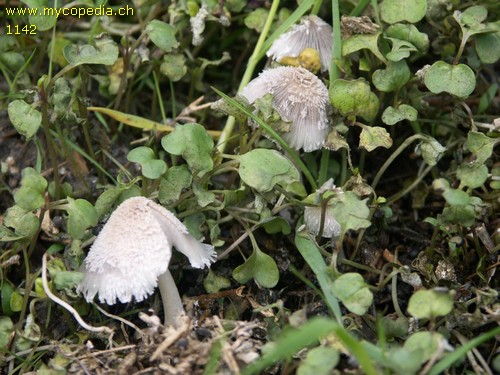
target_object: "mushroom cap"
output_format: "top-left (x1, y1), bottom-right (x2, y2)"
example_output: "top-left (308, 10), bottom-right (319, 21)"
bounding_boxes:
top-left (78, 197), bottom-right (216, 305)
top-left (240, 66), bottom-right (331, 152)
top-left (267, 15), bottom-right (333, 73)
top-left (304, 206), bottom-right (341, 238)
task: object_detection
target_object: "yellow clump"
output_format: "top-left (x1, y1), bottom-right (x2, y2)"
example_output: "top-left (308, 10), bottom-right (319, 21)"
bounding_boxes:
top-left (278, 48), bottom-right (322, 74)
top-left (298, 48), bottom-right (321, 74)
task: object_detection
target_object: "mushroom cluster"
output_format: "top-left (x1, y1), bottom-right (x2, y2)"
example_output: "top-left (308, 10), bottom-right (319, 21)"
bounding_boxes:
top-left (78, 196), bottom-right (216, 327)
top-left (240, 66), bottom-right (331, 152)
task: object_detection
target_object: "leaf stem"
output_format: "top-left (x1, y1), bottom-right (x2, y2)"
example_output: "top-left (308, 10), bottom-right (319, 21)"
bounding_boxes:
top-left (216, 0), bottom-right (280, 153)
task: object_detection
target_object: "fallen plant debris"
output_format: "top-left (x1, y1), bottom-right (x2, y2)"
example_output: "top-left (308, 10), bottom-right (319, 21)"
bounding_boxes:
top-left (1, 0), bottom-right (499, 374)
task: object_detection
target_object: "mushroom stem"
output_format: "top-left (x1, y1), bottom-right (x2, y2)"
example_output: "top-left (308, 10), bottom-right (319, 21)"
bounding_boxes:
top-left (157, 270), bottom-right (186, 327)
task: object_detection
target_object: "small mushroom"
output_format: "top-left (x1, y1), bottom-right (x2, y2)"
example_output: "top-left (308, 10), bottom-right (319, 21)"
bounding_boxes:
top-left (240, 66), bottom-right (331, 152)
top-left (303, 179), bottom-right (342, 238)
top-left (267, 15), bottom-right (333, 73)
top-left (77, 196), bottom-right (216, 327)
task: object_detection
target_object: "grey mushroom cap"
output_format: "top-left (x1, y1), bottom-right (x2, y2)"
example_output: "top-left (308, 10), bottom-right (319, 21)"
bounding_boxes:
top-left (267, 15), bottom-right (333, 73)
top-left (78, 197), bottom-right (216, 305)
top-left (240, 66), bottom-right (331, 152)
top-left (304, 206), bottom-right (341, 238)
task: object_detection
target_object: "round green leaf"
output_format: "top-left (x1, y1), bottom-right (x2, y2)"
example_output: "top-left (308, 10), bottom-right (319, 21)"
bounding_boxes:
top-left (407, 289), bottom-right (454, 319)
top-left (244, 9), bottom-right (269, 32)
top-left (23, 0), bottom-right (57, 31)
top-left (13, 167), bottom-right (47, 211)
top-left (66, 198), bottom-right (99, 240)
top-left (404, 332), bottom-right (442, 365)
top-left (159, 165), bottom-right (193, 205)
top-left (329, 79), bottom-right (380, 121)
top-left (415, 137), bottom-right (446, 166)
top-left (3, 206), bottom-right (39, 238)
top-left (127, 146), bottom-right (167, 179)
top-left (442, 188), bottom-right (470, 206)
top-left (381, 0), bottom-right (427, 24)
top-left (232, 247), bottom-right (279, 288)
top-left (332, 273), bottom-right (373, 315)
top-left (160, 54), bottom-right (187, 81)
top-left (424, 61), bottom-right (476, 98)
top-left (330, 191), bottom-right (371, 233)
top-left (382, 104), bottom-right (418, 125)
top-left (8, 100), bottom-right (42, 139)
top-left (146, 20), bottom-right (179, 52)
top-left (466, 131), bottom-right (496, 163)
top-left (476, 32), bottom-right (500, 64)
top-left (297, 347), bottom-right (340, 375)
top-left (204, 269), bottom-right (231, 294)
top-left (0, 317), bottom-right (14, 348)
top-left (457, 163), bottom-right (488, 189)
top-left (64, 34), bottom-right (118, 66)
top-left (53, 271), bottom-right (84, 290)
top-left (386, 23), bottom-right (429, 52)
top-left (372, 60), bottom-right (411, 93)
top-left (359, 126), bottom-right (393, 151)
top-left (342, 33), bottom-right (386, 62)
top-left (161, 123), bottom-right (214, 173)
top-left (238, 149), bottom-right (300, 193)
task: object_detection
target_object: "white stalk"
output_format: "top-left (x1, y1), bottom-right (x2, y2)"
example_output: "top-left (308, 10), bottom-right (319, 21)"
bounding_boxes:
top-left (157, 270), bottom-right (186, 327)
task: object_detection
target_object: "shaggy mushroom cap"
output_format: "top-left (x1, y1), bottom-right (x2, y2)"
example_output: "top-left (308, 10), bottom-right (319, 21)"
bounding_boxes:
top-left (78, 197), bottom-right (215, 305)
top-left (267, 15), bottom-right (333, 73)
top-left (240, 66), bottom-right (331, 152)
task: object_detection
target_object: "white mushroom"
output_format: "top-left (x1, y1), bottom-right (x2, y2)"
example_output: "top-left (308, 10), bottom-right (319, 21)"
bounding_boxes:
top-left (267, 15), bottom-right (333, 73)
top-left (77, 196), bottom-right (216, 327)
top-left (240, 66), bottom-right (331, 152)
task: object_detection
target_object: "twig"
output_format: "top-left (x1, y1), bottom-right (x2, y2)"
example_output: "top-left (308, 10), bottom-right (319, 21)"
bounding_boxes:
top-left (150, 318), bottom-right (190, 361)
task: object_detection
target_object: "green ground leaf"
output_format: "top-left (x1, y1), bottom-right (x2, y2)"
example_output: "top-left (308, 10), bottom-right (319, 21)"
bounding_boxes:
top-left (385, 37), bottom-right (417, 62)
top-left (238, 149), bottom-right (300, 193)
top-left (13, 167), bottom-right (47, 211)
top-left (297, 346), bottom-right (340, 375)
top-left (404, 332), bottom-right (442, 365)
top-left (457, 163), bottom-right (488, 189)
top-left (204, 269), bottom-right (232, 294)
top-left (457, 5), bottom-right (488, 28)
top-left (329, 79), bottom-right (379, 121)
top-left (127, 146), bottom-right (167, 179)
top-left (385, 23), bottom-right (429, 52)
top-left (442, 188), bottom-right (470, 206)
top-left (476, 32), bottom-right (500, 64)
top-left (372, 60), bottom-right (411, 92)
top-left (146, 20), bottom-right (179, 52)
top-left (466, 131), bottom-right (497, 163)
top-left (382, 104), bottom-right (418, 125)
top-left (0, 317), bottom-right (14, 348)
top-left (260, 217), bottom-right (291, 235)
top-left (53, 271), bottom-right (84, 290)
top-left (330, 191), bottom-right (371, 233)
top-left (160, 54), bottom-right (187, 81)
top-left (66, 198), bottom-right (99, 239)
top-left (162, 123), bottom-right (214, 173)
top-left (8, 100), bottom-right (42, 139)
top-left (244, 9), bottom-right (269, 32)
top-left (23, 0), bottom-right (57, 31)
top-left (3, 205), bottom-right (39, 239)
top-left (64, 34), bottom-right (118, 66)
top-left (386, 347), bottom-right (422, 374)
top-left (441, 205), bottom-right (477, 227)
top-left (407, 289), bottom-right (454, 319)
top-left (159, 165), bottom-right (192, 205)
top-left (359, 126), bottom-right (393, 151)
top-left (415, 137), bottom-right (446, 166)
top-left (232, 247), bottom-right (279, 288)
top-left (332, 273), bottom-right (373, 315)
top-left (380, 0), bottom-right (427, 24)
top-left (424, 61), bottom-right (476, 98)
top-left (342, 33), bottom-right (386, 63)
